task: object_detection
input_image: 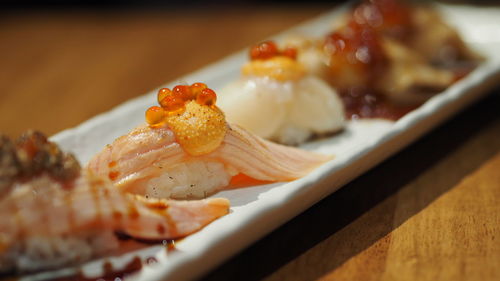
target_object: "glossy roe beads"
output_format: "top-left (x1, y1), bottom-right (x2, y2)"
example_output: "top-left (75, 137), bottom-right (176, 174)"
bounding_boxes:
top-left (145, 83), bottom-right (219, 126)
top-left (157, 88), bottom-right (171, 104)
top-left (145, 82), bottom-right (227, 156)
top-left (250, 40), bottom-right (297, 61)
top-left (196, 88), bottom-right (217, 106)
top-left (145, 106), bottom-right (165, 126)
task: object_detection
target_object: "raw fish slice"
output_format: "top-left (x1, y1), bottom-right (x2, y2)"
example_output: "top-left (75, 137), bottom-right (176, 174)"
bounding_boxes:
top-left (0, 131), bottom-right (229, 273)
top-left (88, 123), bottom-right (330, 197)
top-left (216, 124), bottom-right (331, 181)
top-left (0, 173), bottom-right (228, 273)
top-left (88, 83), bottom-right (331, 199)
top-left (0, 172), bottom-right (229, 241)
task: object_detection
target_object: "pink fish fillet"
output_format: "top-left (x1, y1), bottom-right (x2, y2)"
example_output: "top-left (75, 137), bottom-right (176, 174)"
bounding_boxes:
top-left (0, 131), bottom-right (229, 273)
top-left (87, 123), bottom-right (332, 199)
top-left (0, 172), bottom-right (228, 273)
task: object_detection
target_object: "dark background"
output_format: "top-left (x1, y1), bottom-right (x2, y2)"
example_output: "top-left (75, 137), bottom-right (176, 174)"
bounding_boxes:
top-left (2, 0), bottom-right (500, 12)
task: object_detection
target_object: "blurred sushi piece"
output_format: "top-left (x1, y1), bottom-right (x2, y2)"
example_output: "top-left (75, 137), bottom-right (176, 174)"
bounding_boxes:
top-left (0, 131), bottom-right (229, 273)
top-left (284, 0), bottom-right (481, 119)
top-left (217, 41), bottom-right (345, 145)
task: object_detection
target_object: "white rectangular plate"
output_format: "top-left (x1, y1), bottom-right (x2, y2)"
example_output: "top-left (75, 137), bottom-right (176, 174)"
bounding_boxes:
top-left (22, 3), bottom-right (500, 281)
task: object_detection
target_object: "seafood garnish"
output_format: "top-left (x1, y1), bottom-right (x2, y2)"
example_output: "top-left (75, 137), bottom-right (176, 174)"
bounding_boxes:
top-left (88, 83), bottom-right (332, 199)
top-left (0, 131), bottom-right (229, 273)
top-left (0, 131), bottom-right (80, 197)
top-left (286, 0), bottom-right (481, 120)
top-left (218, 41), bottom-right (345, 145)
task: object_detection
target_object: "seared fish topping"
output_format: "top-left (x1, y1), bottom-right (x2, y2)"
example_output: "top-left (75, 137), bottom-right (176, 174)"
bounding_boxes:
top-left (0, 131), bottom-right (80, 194)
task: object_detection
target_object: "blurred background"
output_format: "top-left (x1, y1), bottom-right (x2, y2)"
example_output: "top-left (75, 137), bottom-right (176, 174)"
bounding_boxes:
top-left (0, 0), bottom-right (498, 139)
top-left (0, 0), bottom-right (341, 138)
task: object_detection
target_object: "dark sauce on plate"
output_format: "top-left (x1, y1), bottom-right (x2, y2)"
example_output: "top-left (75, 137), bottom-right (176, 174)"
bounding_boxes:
top-left (339, 87), bottom-right (419, 121)
top-left (36, 239), bottom-right (177, 281)
top-left (326, 0), bottom-right (478, 121)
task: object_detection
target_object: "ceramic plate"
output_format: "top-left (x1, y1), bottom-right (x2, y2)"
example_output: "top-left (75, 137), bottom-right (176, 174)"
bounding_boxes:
top-left (21, 3), bottom-right (500, 281)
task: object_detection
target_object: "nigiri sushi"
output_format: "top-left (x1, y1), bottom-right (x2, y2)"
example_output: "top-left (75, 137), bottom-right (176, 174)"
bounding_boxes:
top-left (284, 0), bottom-right (480, 119)
top-left (87, 83), bottom-right (331, 199)
top-left (217, 41), bottom-right (345, 145)
top-left (0, 131), bottom-right (229, 273)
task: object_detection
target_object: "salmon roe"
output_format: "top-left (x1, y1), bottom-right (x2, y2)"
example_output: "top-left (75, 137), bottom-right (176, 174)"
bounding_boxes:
top-left (250, 40), bottom-right (297, 61)
top-left (172, 85), bottom-right (193, 100)
top-left (160, 95), bottom-right (184, 111)
top-left (157, 88), bottom-right (171, 104)
top-left (352, 0), bottom-right (412, 39)
top-left (282, 46), bottom-right (297, 60)
top-left (324, 19), bottom-right (386, 89)
top-left (196, 88), bottom-right (217, 106)
top-left (146, 83), bottom-right (220, 126)
top-left (190, 82), bottom-right (208, 96)
top-left (145, 106), bottom-right (165, 126)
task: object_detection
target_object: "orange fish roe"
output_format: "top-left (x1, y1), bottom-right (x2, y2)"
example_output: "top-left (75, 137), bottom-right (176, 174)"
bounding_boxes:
top-left (324, 19), bottom-right (387, 90)
top-left (282, 46), bottom-right (297, 60)
top-left (190, 82), bottom-right (208, 96)
top-left (146, 83), bottom-right (221, 126)
top-left (145, 106), bottom-right (165, 126)
top-left (108, 171), bottom-right (120, 181)
top-left (145, 83), bottom-right (227, 156)
top-left (244, 40), bottom-right (304, 81)
top-left (157, 88), bottom-right (171, 104)
top-left (250, 40), bottom-right (297, 61)
top-left (172, 85), bottom-right (194, 100)
top-left (160, 95), bottom-right (184, 112)
top-left (196, 88), bottom-right (217, 106)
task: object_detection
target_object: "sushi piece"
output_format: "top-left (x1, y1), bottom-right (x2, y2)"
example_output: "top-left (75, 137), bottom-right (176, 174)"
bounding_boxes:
top-left (217, 41), bottom-right (345, 145)
top-left (355, 0), bottom-right (480, 68)
top-left (87, 83), bottom-right (331, 199)
top-left (281, 35), bottom-right (331, 87)
top-left (0, 131), bottom-right (229, 273)
top-left (325, 0), bottom-right (479, 103)
top-left (285, 0), bottom-right (480, 119)
top-left (324, 20), bottom-right (458, 105)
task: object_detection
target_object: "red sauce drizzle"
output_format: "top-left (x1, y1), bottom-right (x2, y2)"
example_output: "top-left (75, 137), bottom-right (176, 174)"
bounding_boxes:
top-left (157, 224), bottom-right (166, 235)
top-left (112, 211), bottom-right (123, 220)
top-left (49, 257), bottom-right (142, 281)
top-left (34, 238), bottom-right (178, 281)
top-left (128, 206), bottom-right (139, 220)
top-left (108, 171), bottom-right (119, 181)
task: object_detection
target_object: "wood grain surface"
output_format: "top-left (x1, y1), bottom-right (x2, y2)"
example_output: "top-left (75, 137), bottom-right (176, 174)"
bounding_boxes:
top-left (265, 115), bottom-right (500, 281)
top-left (0, 4), bottom-right (499, 281)
top-left (0, 6), bottom-right (327, 138)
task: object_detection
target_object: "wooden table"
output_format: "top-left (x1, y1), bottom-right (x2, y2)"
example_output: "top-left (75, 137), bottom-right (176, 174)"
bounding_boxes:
top-left (0, 5), bottom-right (499, 281)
